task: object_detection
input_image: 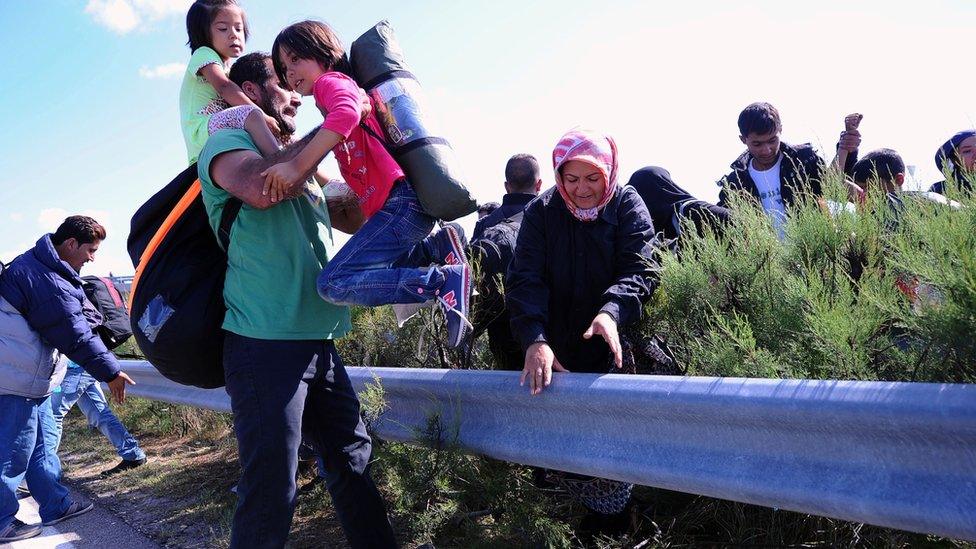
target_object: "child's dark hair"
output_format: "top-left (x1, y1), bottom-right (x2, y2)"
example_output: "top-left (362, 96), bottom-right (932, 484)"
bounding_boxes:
top-left (737, 102), bottom-right (782, 137)
top-left (186, 0), bottom-right (249, 52)
top-left (272, 20), bottom-right (352, 87)
top-left (853, 148), bottom-right (905, 186)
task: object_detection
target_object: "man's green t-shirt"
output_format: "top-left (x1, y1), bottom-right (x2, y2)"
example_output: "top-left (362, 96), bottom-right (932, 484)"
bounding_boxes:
top-left (197, 130), bottom-right (351, 340)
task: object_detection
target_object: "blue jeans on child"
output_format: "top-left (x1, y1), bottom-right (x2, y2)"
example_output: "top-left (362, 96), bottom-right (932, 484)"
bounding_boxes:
top-left (0, 394), bottom-right (73, 531)
top-left (50, 366), bottom-right (145, 462)
top-left (318, 180), bottom-right (450, 306)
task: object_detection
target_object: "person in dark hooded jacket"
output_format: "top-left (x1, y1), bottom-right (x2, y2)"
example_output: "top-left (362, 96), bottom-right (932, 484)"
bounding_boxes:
top-left (929, 130), bottom-right (976, 195)
top-left (0, 215), bottom-right (134, 542)
top-left (627, 166), bottom-right (731, 244)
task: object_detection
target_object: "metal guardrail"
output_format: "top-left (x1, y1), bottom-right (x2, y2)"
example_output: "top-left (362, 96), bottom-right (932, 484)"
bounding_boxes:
top-left (116, 359), bottom-right (976, 541)
top-left (109, 276), bottom-right (132, 294)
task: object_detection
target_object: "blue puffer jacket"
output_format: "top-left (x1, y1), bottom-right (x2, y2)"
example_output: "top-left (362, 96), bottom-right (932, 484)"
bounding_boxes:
top-left (0, 235), bottom-right (120, 397)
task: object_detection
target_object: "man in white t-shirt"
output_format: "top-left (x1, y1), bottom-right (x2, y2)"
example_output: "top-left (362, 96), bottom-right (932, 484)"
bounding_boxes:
top-left (627, 103), bottom-right (859, 244)
top-left (717, 102), bottom-right (860, 224)
top-left (747, 151), bottom-right (787, 233)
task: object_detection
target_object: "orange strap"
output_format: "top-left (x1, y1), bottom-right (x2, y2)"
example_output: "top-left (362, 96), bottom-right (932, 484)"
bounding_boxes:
top-left (128, 180), bottom-right (202, 313)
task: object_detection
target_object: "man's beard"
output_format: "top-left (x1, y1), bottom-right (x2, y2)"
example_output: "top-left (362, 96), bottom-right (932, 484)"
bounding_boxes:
top-left (258, 89), bottom-right (296, 144)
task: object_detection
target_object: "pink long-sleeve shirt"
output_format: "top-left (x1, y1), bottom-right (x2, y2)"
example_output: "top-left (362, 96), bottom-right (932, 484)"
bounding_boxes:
top-left (314, 71), bottom-right (404, 219)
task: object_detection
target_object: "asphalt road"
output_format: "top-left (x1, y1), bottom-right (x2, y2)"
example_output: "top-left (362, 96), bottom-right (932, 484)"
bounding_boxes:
top-left (3, 486), bottom-right (158, 549)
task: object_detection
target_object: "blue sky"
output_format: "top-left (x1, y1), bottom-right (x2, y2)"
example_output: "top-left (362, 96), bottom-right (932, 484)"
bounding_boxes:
top-left (2, 0), bottom-right (975, 275)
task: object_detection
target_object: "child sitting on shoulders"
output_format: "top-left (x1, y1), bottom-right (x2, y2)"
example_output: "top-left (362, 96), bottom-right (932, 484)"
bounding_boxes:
top-left (179, 0), bottom-right (278, 164)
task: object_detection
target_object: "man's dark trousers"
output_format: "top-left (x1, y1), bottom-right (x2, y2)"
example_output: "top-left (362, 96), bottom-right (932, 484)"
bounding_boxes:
top-left (223, 333), bottom-right (397, 548)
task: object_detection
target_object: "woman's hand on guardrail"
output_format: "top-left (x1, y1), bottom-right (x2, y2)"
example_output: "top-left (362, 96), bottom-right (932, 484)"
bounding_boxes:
top-left (521, 342), bottom-right (569, 395)
top-left (108, 371), bottom-right (136, 404)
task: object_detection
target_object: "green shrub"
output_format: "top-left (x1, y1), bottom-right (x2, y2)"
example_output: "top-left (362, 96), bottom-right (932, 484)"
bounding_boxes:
top-left (642, 169), bottom-right (975, 384)
top-left (343, 169), bottom-right (975, 547)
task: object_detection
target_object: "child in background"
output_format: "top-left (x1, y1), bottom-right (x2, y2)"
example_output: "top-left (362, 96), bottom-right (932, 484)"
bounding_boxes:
top-left (179, 0), bottom-right (279, 164)
top-left (263, 20), bottom-right (472, 347)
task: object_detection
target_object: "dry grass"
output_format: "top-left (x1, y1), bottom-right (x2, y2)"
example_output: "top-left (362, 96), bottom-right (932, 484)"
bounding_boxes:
top-left (57, 397), bottom-right (354, 548)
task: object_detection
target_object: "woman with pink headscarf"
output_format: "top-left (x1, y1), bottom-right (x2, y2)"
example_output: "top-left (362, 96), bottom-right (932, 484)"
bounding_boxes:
top-left (507, 129), bottom-right (659, 394)
top-left (506, 129), bottom-right (659, 524)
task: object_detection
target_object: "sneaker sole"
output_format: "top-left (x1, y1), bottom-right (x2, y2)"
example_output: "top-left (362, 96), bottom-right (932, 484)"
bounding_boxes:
top-left (0, 528), bottom-right (42, 542)
top-left (42, 502), bottom-right (94, 526)
top-left (444, 225), bottom-right (468, 266)
top-left (449, 265), bottom-right (472, 348)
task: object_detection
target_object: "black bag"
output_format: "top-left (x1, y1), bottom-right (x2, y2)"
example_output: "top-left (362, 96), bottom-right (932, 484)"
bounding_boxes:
top-left (126, 164), bottom-right (241, 388)
top-left (81, 276), bottom-right (132, 350)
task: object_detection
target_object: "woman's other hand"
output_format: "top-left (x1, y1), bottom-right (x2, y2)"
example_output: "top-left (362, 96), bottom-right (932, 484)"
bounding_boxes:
top-left (520, 342), bottom-right (568, 395)
top-left (583, 312), bottom-right (622, 369)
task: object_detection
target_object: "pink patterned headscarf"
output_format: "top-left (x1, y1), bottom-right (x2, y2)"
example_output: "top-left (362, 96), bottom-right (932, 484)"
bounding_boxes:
top-left (552, 129), bottom-right (619, 222)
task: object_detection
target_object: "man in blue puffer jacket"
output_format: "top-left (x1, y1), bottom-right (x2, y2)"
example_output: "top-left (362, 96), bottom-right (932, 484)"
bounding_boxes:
top-left (0, 215), bottom-right (135, 543)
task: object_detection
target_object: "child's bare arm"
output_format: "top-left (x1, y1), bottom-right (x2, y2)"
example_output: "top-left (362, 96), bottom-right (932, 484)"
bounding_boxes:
top-left (290, 129), bottom-right (344, 176)
top-left (200, 64), bottom-right (280, 134)
top-left (261, 129), bottom-right (344, 202)
top-left (244, 109), bottom-right (280, 157)
top-left (211, 128), bottom-right (323, 210)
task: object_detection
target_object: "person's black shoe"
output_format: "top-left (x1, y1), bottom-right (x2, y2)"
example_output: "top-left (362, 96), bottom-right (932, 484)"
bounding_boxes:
top-left (100, 457), bottom-right (146, 477)
top-left (0, 519), bottom-right (42, 542)
top-left (298, 475), bottom-right (326, 495)
top-left (42, 501), bottom-right (94, 526)
top-left (16, 485), bottom-right (31, 499)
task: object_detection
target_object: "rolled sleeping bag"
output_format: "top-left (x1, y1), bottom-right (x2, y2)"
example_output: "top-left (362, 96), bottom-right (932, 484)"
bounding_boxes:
top-left (350, 21), bottom-right (477, 221)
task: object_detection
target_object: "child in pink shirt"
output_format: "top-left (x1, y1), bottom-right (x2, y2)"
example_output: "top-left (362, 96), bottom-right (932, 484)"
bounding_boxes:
top-left (262, 20), bottom-right (471, 347)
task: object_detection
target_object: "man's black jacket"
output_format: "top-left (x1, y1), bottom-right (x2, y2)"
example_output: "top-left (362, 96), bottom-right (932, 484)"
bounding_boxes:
top-left (472, 193), bottom-right (536, 240)
top-left (717, 142), bottom-right (856, 208)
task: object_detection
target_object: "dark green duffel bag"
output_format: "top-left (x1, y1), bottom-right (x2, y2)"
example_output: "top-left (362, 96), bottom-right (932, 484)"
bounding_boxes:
top-left (351, 21), bottom-right (477, 222)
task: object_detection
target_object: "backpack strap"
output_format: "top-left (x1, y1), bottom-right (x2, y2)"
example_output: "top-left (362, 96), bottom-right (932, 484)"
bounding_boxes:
top-left (359, 121), bottom-right (395, 156)
top-left (217, 198), bottom-right (243, 252)
top-left (360, 120), bottom-right (451, 156)
top-left (97, 276), bottom-right (125, 308)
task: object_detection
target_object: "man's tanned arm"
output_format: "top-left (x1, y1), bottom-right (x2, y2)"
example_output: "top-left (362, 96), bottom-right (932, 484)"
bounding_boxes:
top-left (312, 171), bottom-right (366, 234)
top-left (209, 129), bottom-right (321, 210)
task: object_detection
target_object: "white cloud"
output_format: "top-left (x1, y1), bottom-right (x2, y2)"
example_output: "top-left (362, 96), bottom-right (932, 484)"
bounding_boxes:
top-left (85, 0), bottom-right (139, 34)
top-left (38, 208), bottom-right (70, 232)
top-left (139, 62), bottom-right (186, 80)
top-left (37, 209), bottom-right (114, 234)
top-left (85, 0), bottom-right (190, 34)
top-left (133, 0), bottom-right (192, 20)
